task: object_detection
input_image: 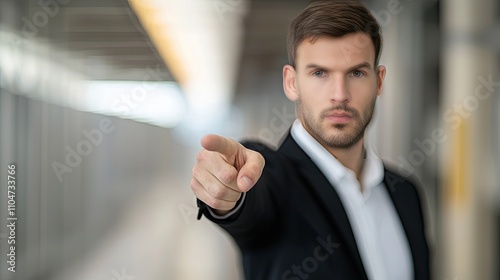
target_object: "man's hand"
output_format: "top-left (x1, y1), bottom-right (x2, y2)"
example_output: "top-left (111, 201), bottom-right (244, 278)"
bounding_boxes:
top-left (191, 134), bottom-right (265, 215)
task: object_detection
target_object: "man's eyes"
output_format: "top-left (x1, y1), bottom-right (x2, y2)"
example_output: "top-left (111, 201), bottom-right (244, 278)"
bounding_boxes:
top-left (350, 70), bottom-right (366, 77)
top-left (311, 70), bottom-right (366, 78)
top-left (312, 70), bottom-right (325, 77)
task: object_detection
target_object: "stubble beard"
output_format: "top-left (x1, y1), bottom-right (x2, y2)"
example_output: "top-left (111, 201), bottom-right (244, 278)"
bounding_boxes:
top-left (297, 97), bottom-right (376, 149)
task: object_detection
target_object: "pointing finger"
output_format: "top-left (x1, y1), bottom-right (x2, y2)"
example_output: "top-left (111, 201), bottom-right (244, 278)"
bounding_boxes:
top-left (201, 134), bottom-right (240, 159)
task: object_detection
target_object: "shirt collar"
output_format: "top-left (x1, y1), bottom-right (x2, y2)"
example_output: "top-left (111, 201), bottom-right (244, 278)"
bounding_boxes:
top-left (290, 119), bottom-right (384, 193)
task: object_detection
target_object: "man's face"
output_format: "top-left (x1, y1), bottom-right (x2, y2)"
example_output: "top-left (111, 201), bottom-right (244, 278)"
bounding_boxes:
top-left (283, 32), bottom-right (386, 149)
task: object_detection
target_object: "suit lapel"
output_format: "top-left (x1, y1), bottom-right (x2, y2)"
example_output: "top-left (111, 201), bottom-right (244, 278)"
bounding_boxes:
top-left (383, 171), bottom-right (425, 279)
top-left (279, 134), bottom-right (369, 280)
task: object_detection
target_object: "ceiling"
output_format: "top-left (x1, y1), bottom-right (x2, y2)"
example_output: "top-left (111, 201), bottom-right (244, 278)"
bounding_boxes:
top-left (24, 0), bottom-right (310, 85)
top-left (50, 0), bottom-right (172, 81)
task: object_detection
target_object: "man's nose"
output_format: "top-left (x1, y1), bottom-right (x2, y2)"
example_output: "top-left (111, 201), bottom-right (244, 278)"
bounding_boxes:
top-left (329, 76), bottom-right (350, 103)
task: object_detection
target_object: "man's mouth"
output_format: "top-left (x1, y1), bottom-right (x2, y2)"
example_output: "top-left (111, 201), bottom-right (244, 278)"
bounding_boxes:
top-left (325, 111), bottom-right (353, 123)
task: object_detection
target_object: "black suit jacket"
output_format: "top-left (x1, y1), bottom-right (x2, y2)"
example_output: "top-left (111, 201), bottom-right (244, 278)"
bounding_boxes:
top-left (198, 134), bottom-right (431, 280)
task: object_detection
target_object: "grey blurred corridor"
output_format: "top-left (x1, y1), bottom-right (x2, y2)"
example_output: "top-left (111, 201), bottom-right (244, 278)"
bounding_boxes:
top-left (0, 0), bottom-right (499, 279)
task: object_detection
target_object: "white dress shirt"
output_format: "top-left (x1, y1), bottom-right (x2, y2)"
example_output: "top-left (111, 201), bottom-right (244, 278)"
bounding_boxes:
top-left (291, 119), bottom-right (413, 280)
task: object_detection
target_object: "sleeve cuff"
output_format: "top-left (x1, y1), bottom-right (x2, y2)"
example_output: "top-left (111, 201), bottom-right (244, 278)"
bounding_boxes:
top-left (199, 192), bottom-right (246, 220)
top-left (207, 192), bottom-right (246, 219)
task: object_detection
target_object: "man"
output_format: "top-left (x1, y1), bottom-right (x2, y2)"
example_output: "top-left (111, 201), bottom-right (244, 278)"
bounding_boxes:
top-left (191, 1), bottom-right (430, 279)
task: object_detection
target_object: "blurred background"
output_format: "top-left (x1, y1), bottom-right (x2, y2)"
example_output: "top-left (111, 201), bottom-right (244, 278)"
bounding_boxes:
top-left (0, 0), bottom-right (499, 279)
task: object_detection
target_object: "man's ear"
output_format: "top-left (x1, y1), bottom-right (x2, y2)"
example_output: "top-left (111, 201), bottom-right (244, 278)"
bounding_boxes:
top-left (376, 65), bottom-right (386, 97)
top-left (283, 64), bottom-right (299, 101)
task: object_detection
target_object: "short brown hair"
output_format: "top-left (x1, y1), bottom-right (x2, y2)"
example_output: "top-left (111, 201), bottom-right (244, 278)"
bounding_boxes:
top-left (287, 0), bottom-right (383, 67)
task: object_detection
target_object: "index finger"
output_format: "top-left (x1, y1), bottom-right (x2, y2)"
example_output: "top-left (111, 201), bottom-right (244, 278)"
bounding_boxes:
top-left (201, 134), bottom-right (239, 158)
